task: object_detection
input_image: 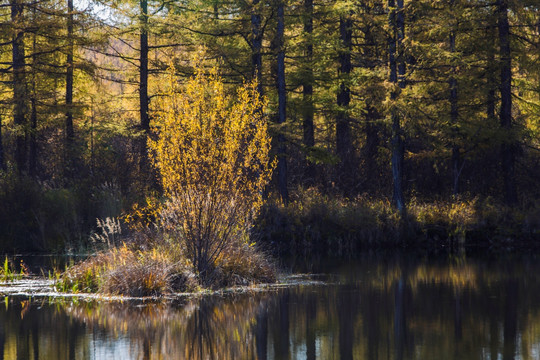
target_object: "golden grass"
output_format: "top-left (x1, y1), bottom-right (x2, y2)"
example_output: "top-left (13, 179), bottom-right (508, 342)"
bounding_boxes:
top-left (58, 239), bottom-right (276, 296)
top-left (58, 244), bottom-right (199, 296)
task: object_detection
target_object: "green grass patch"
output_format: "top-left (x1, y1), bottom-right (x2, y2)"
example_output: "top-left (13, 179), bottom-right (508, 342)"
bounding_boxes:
top-left (0, 257), bottom-right (29, 282)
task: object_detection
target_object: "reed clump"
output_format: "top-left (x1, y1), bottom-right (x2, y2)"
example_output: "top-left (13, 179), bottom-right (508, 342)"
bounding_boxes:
top-left (57, 243), bottom-right (199, 296)
top-left (58, 236), bottom-right (276, 296)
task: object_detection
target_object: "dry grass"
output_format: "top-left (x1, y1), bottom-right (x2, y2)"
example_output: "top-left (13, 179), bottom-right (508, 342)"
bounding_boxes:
top-left (212, 244), bottom-right (276, 287)
top-left (59, 236), bottom-right (277, 296)
top-left (58, 244), bottom-right (199, 296)
top-left (257, 189), bottom-right (403, 255)
top-left (257, 188), bottom-right (540, 255)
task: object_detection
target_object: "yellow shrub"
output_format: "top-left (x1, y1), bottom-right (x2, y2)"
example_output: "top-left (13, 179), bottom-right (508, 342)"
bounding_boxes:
top-left (149, 64), bottom-right (274, 282)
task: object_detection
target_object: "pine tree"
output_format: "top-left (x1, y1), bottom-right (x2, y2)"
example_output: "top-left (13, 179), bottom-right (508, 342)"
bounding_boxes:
top-left (273, 0), bottom-right (288, 204)
top-left (11, 0), bottom-right (27, 174)
top-left (388, 0), bottom-right (405, 213)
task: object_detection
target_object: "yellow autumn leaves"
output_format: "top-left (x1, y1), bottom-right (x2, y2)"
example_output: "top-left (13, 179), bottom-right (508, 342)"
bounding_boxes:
top-left (148, 64), bottom-right (274, 279)
top-left (150, 66), bottom-right (273, 204)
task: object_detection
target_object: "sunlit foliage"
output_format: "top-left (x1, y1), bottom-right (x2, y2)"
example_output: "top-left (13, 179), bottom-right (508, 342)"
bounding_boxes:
top-left (149, 63), bottom-right (274, 281)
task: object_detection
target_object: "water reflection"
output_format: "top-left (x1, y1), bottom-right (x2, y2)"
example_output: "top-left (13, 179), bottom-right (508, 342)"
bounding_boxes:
top-left (2, 254), bottom-right (540, 359)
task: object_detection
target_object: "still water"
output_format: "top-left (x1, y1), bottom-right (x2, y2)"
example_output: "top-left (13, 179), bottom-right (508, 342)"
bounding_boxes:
top-left (1, 253), bottom-right (540, 360)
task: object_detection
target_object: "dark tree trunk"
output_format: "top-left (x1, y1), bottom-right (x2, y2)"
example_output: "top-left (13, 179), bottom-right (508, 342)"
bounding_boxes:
top-left (302, 0), bottom-right (315, 183)
top-left (275, 0), bottom-right (288, 205)
top-left (29, 91), bottom-right (37, 177)
top-left (336, 14), bottom-right (354, 191)
top-left (449, 22), bottom-right (461, 195)
top-left (12, 0), bottom-right (27, 174)
top-left (388, 0), bottom-right (406, 213)
top-left (487, 26), bottom-right (497, 123)
top-left (485, 21), bottom-right (497, 194)
top-left (139, 0), bottom-right (150, 177)
top-left (498, 0), bottom-right (518, 205)
top-left (361, 10), bottom-right (381, 189)
top-left (65, 0), bottom-right (75, 177)
top-left (0, 114), bottom-right (4, 171)
top-left (29, 12), bottom-right (38, 177)
top-left (251, 0), bottom-right (263, 96)
top-left (363, 107), bottom-right (380, 187)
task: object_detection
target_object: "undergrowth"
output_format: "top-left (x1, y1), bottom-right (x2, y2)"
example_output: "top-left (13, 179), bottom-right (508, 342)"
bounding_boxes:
top-left (257, 188), bottom-right (540, 256)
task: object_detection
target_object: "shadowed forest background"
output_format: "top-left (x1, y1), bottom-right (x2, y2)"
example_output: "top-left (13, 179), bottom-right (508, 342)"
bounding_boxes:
top-left (0, 0), bottom-right (539, 253)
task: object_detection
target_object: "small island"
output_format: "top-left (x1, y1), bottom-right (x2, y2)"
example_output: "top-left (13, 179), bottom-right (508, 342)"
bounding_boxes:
top-left (58, 65), bottom-right (278, 297)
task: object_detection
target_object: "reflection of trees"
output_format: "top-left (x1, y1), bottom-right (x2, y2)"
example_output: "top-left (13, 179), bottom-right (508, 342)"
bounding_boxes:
top-left (62, 293), bottom-right (281, 360)
top-left (305, 294), bottom-right (316, 360)
top-left (2, 257), bottom-right (540, 359)
top-left (255, 300), bottom-right (268, 360)
top-left (271, 289), bottom-right (290, 359)
top-left (286, 256), bottom-right (540, 360)
top-left (0, 299), bottom-right (90, 360)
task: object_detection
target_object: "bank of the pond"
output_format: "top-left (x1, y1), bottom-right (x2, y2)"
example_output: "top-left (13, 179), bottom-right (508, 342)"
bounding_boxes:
top-left (257, 191), bottom-right (540, 256)
top-left (0, 273), bottom-right (323, 303)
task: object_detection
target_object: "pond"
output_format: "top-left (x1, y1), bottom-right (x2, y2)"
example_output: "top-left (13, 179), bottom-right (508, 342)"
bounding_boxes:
top-left (1, 252), bottom-right (540, 359)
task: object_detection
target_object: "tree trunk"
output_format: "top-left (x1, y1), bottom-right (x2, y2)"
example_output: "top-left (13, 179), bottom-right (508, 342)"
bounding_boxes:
top-left (30, 91), bottom-right (37, 177)
top-left (0, 114), bottom-right (4, 171)
top-left (29, 9), bottom-right (38, 177)
top-left (389, 0), bottom-right (406, 213)
top-left (65, 0), bottom-right (75, 177)
top-left (363, 107), bottom-right (380, 185)
top-left (12, 0), bottom-right (27, 174)
top-left (251, 0), bottom-right (263, 96)
top-left (449, 15), bottom-right (461, 195)
top-left (485, 20), bottom-right (497, 194)
top-left (275, 0), bottom-right (288, 205)
top-left (498, 0), bottom-right (518, 205)
top-left (336, 14), bottom-right (353, 191)
top-left (360, 6), bottom-right (381, 190)
top-left (302, 0), bottom-right (315, 183)
top-left (139, 0), bottom-right (150, 178)
top-left (487, 25), bottom-right (496, 123)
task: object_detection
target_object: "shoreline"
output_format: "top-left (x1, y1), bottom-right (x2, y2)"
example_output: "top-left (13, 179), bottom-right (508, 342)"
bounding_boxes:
top-left (0, 274), bottom-right (325, 302)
